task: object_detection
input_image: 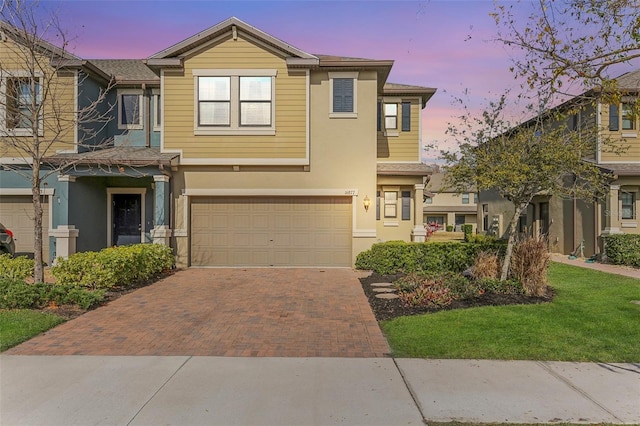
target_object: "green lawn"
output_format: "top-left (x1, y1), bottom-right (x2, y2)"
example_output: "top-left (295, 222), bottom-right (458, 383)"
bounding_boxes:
top-left (0, 310), bottom-right (65, 352)
top-left (382, 262), bottom-right (640, 361)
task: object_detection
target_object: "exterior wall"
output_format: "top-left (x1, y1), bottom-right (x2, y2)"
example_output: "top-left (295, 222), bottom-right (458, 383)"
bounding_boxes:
top-left (599, 99), bottom-right (640, 162)
top-left (77, 72), bottom-right (111, 151)
top-left (423, 191), bottom-right (478, 231)
top-left (169, 67), bottom-right (378, 266)
top-left (377, 98), bottom-right (421, 161)
top-left (162, 34), bottom-right (307, 162)
top-left (0, 38), bottom-right (76, 157)
top-left (376, 176), bottom-right (422, 242)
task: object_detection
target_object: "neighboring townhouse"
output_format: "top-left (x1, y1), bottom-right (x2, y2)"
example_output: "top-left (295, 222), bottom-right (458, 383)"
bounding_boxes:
top-left (478, 69), bottom-right (640, 257)
top-left (0, 17), bottom-right (436, 267)
top-left (422, 171), bottom-right (478, 232)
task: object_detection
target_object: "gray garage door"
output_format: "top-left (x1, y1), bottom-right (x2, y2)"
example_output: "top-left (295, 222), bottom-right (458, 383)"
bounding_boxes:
top-left (0, 195), bottom-right (49, 260)
top-left (191, 196), bottom-right (352, 267)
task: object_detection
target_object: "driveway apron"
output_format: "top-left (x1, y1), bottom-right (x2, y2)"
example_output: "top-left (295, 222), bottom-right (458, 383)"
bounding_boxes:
top-left (5, 268), bottom-right (389, 357)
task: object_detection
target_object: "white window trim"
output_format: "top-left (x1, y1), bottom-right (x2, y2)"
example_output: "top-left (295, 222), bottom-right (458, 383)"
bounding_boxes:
top-left (328, 71), bottom-right (358, 118)
top-left (117, 89), bottom-right (144, 130)
top-left (152, 89), bottom-right (161, 131)
top-left (192, 69), bottom-right (277, 136)
top-left (380, 97), bottom-right (401, 137)
top-left (0, 70), bottom-right (44, 137)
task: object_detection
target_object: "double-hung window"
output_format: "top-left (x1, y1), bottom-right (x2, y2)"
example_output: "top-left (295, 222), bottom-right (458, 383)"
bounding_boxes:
top-left (2, 74), bottom-right (42, 136)
top-left (118, 90), bottom-right (143, 130)
top-left (194, 70), bottom-right (276, 135)
top-left (329, 72), bottom-right (358, 118)
top-left (384, 191), bottom-right (397, 218)
top-left (198, 76), bottom-right (230, 126)
top-left (384, 103), bottom-right (397, 130)
top-left (621, 192), bottom-right (635, 220)
top-left (462, 193), bottom-right (470, 204)
top-left (622, 103), bottom-right (636, 131)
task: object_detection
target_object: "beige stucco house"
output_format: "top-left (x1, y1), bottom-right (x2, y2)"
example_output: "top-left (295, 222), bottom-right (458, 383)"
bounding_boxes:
top-left (422, 171), bottom-right (477, 232)
top-left (478, 69), bottom-right (640, 257)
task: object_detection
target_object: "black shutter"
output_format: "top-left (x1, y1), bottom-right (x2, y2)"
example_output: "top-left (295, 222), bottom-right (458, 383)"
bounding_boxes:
top-left (401, 102), bottom-right (411, 131)
top-left (376, 191), bottom-right (380, 221)
top-left (333, 78), bottom-right (353, 113)
top-left (609, 104), bottom-right (619, 131)
top-left (377, 101), bottom-right (381, 131)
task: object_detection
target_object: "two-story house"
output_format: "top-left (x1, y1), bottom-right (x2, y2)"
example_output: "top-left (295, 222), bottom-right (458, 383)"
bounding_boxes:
top-left (0, 17), bottom-right (436, 267)
top-left (478, 69), bottom-right (640, 257)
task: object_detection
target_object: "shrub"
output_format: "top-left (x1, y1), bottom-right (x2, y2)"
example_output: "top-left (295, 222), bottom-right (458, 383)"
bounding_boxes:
top-left (397, 275), bottom-right (453, 308)
top-left (471, 251), bottom-right (500, 280)
top-left (510, 235), bottom-right (549, 296)
top-left (446, 225), bottom-right (454, 232)
top-left (355, 241), bottom-right (507, 275)
top-left (0, 254), bottom-right (34, 281)
top-left (603, 234), bottom-right (640, 268)
top-left (0, 278), bottom-right (105, 310)
top-left (52, 243), bottom-right (174, 289)
top-left (462, 224), bottom-right (473, 242)
top-left (466, 234), bottom-right (500, 244)
top-left (477, 278), bottom-right (524, 295)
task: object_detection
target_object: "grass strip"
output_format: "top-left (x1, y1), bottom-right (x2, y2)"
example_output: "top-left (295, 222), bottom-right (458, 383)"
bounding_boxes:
top-left (0, 309), bottom-right (64, 352)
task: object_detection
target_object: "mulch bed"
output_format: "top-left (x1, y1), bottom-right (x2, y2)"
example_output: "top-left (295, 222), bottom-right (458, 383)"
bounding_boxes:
top-left (360, 272), bottom-right (554, 321)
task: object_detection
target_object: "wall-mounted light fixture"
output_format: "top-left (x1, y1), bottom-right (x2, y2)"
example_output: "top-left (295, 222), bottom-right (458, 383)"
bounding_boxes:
top-left (363, 195), bottom-right (371, 212)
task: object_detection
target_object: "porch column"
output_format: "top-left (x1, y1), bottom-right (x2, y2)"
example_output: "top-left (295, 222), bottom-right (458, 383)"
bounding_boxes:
top-left (50, 175), bottom-right (79, 262)
top-left (602, 184), bottom-right (622, 235)
top-left (151, 175), bottom-right (172, 245)
top-left (411, 183), bottom-right (427, 242)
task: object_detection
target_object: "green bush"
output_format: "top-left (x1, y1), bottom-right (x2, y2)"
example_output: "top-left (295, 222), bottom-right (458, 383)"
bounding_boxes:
top-left (0, 279), bottom-right (105, 310)
top-left (355, 241), bottom-right (506, 275)
top-left (603, 234), bottom-right (640, 268)
top-left (465, 234), bottom-right (500, 244)
top-left (52, 243), bottom-right (174, 289)
top-left (446, 225), bottom-right (454, 232)
top-left (462, 224), bottom-right (473, 242)
top-left (0, 254), bottom-right (34, 281)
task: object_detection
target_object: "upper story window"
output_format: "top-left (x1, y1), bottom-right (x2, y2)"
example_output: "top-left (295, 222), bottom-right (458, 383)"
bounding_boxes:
top-left (193, 69), bottom-right (276, 135)
top-left (462, 193), bottom-right (470, 204)
top-left (401, 191), bottom-right (411, 221)
top-left (622, 103), bottom-right (636, 131)
top-left (1, 74), bottom-right (42, 136)
top-left (621, 191), bottom-right (635, 220)
top-left (473, 193), bottom-right (478, 204)
top-left (424, 196), bottom-right (433, 204)
top-left (153, 91), bottom-right (161, 130)
top-left (384, 103), bottom-right (398, 130)
top-left (378, 99), bottom-right (411, 136)
top-left (118, 90), bottom-right (143, 130)
top-left (609, 102), bottom-right (638, 132)
top-left (329, 72), bottom-right (358, 118)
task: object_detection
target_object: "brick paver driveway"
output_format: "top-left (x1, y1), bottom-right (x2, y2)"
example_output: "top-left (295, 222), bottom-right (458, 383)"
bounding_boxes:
top-left (6, 269), bottom-right (389, 357)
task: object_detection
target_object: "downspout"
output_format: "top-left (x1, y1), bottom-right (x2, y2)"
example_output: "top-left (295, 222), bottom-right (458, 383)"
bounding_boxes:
top-left (143, 83), bottom-right (151, 148)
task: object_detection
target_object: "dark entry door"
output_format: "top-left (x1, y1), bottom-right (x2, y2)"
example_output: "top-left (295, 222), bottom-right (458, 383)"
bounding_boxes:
top-left (112, 194), bottom-right (141, 246)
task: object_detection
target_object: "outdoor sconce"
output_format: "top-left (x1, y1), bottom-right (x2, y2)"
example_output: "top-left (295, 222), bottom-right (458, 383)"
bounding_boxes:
top-left (363, 195), bottom-right (371, 212)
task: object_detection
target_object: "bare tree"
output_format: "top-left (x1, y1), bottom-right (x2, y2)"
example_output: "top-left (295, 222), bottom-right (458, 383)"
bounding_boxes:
top-left (0, 0), bottom-right (113, 282)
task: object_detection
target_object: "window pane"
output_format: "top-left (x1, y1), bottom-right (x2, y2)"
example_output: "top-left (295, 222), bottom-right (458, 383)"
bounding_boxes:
top-left (199, 77), bottom-right (230, 101)
top-left (121, 94), bottom-right (140, 125)
top-left (240, 77), bottom-right (271, 101)
top-left (156, 95), bottom-right (161, 125)
top-left (384, 103), bottom-right (397, 115)
top-left (621, 192), bottom-right (634, 219)
top-left (385, 116), bottom-right (397, 129)
top-left (7, 78), bottom-right (40, 129)
top-left (424, 196), bottom-right (432, 204)
top-left (462, 193), bottom-right (469, 204)
top-left (199, 102), bottom-right (230, 125)
top-left (240, 102), bottom-right (271, 126)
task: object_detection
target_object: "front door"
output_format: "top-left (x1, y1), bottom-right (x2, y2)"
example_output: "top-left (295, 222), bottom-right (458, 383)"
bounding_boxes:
top-left (112, 194), bottom-right (141, 246)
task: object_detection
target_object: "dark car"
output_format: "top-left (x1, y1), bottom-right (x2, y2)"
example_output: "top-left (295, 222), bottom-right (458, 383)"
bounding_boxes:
top-left (0, 222), bottom-right (16, 257)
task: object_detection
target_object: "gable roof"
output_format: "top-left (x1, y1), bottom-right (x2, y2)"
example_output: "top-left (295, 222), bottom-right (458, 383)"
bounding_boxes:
top-left (0, 20), bottom-right (79, 61)
top-left (149, 16), bottom-right (317, 61)
top-left (615, 69), bottom-right (640, 92)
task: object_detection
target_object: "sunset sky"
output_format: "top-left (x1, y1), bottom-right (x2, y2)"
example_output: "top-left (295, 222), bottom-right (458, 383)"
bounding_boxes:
top-left (39, 0), bottom-right (638, 162)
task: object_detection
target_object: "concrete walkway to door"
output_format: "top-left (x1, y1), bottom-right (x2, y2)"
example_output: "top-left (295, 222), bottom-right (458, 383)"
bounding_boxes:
top-left (5, 269), bottom-right (390, 358)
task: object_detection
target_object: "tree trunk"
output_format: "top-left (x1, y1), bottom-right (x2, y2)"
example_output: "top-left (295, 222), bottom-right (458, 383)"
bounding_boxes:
top-left (32, 163), bottom-right (44, 283)
top-left (500, 203), bottom-right (527, 281)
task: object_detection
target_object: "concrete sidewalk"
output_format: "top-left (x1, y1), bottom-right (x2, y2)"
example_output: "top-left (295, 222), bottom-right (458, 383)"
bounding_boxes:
top-left (551, 253), bottom-right (640, 279)
top-left (2, 356), bottom-right (638, 425)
